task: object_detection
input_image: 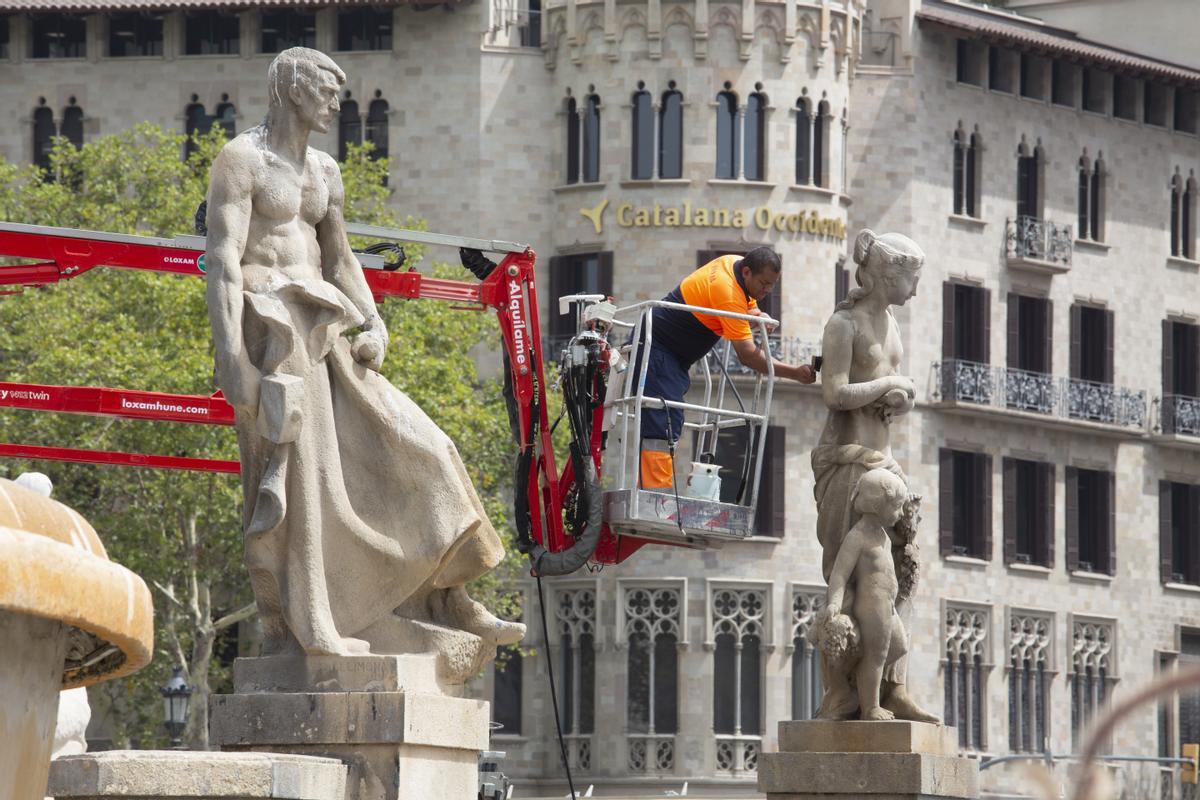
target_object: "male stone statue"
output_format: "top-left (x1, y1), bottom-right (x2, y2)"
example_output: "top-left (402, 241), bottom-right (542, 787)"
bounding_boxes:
top-left (811, 229), bottom-right (938, 723)
top-left (205, 48), bottom-right (523, 658)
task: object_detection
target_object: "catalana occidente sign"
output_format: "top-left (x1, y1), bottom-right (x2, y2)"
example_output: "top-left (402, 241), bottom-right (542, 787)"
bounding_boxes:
top-left (578, 198), bottom-right (846, 239)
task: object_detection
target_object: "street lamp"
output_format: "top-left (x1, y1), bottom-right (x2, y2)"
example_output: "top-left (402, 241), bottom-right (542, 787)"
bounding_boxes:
top-left (160, 665), bottom-right (192, 749)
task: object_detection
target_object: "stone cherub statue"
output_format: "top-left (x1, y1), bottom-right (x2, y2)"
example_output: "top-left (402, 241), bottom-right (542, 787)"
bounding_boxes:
top-left (204, 47), bottom-right (523, 661)
top-left (810, 229), bottom-right (938, 722)
top-left (817, 468), bottom-right (910, 721)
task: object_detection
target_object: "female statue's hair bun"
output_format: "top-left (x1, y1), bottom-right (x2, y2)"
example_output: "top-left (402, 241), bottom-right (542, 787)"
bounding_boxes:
top-left (853, 228), bottom-right (876, 266)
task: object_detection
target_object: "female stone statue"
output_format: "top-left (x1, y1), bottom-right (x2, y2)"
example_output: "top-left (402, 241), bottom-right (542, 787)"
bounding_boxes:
top-left (811, 229), bottom-right (938, 722)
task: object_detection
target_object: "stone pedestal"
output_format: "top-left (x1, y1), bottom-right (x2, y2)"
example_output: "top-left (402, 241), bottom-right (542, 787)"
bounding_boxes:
top-left (47, 751), bottom-right (347, 800)
top-left (758, 721), bottom-right (979, 800)
top-left (209, 654), bottom-right (488, 800)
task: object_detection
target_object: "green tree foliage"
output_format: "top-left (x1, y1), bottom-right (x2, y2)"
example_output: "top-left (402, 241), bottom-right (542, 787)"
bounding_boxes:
top-left (0, 126), bottom-right (523, 748)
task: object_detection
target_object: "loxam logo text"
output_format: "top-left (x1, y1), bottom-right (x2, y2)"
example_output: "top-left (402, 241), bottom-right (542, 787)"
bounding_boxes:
top-left (163, 256), bottom-right (201, 267)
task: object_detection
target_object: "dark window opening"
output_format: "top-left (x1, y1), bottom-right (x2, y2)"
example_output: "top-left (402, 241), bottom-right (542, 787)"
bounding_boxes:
top-left (1175, 89), bottom-right (1199, 135)
top-left (565, 96), bottom-right (579, 184)
top-left (493, 645), bottom-right (523, 734)
top-left (1163, 482), bottom-right (1200, 585)
top-left (260, 10), bottom-right (316, 53)
top-left (795, 98), bottom-right (811, 185)
top-left (365, 96), bottom-right (388, 159)
top-left (743, 91), bottom-right (766, 182)
top-left (834, 258), bottom-right (849, 306)
top-left (31, 13), bottom-right (87, 59)
top-left (184, 101), bottom-right (209, 158)
top-left (1145, 82), bottom-right (1169, 126)
top-left (988, 46), bottom-right (1016, 93)
top-left (520, 0), bottom-right (541, 47)
top-left (1164, 320), bottom-right (1200, 399)
top-left (1113, 74), bottom-right (1138, 121)
top-left (1070, 304), bottom-right (1113, 385)
top-left (713, 631), bottom-right (762, 735)
top-left (560, 631), bottom-right (595, 735)
top-left (0, 16), bottom-right (10, 59)
top-left (60, 103), bottom-right (83, 148)
top-left (215, 100), bottom-right (236, 139)
top-left (337, 7), bottom-right (392, 51)
top-left (659, 87), bottom-right (683, 180)
top-left (1020, 53), bottom-right (1047, 100)
top-left (582, 93), bottom-right (601, 183)
top-left (949, 283), bottom-right (989, 363)
top-left (1005, 458), bottom-right (1053, 567)
top-left (631, 86), bottom-right (653, 180)
top-left (707, 425), bottom-right (785, 537)
top-left (338, 98), bottom-right (361, 162)
top-left (813, 101), bottom-right (829, 187)
top-left (1069, 468), bottom-right (1113, 575)
top-left (32, 105), bottom-right (55, 171)
top-left (952, 129), bottom-right (979, 217)
top-left (108, 12), bottom-right (163, 57)
top-left (628, 622), bottom-right (679, 734)
top-left (1082, 68), bottom-right (1107, 113)
top-left (1008, 293), bottom-right (1050, 374)
top-left (1016, 147), bottom-right (1041, 220)
top-left (715, 89), bottom-right (738, 179)
top-left (956, 39), bottom-right (985, 86)
top-left (184, 11), bottom-right (240, 55)
top-left (1051, 60), bottom-right (1076, 107)
top-left (1180, 634), bottom-right (1200, 750)
top-left (940, 449), bottom-right (992, 559)
top-left (548, 252), bottom-right (613, 344)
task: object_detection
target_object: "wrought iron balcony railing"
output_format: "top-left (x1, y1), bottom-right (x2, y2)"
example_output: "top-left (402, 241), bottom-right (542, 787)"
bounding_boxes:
top-left (699, 336), bottom-right (821, 378)
top-left (1005, 215), bottom-right (1073, 267)
top-left (933, 360), bottom-right (1146, 430)
top-left (1156, 394), bottom-right (1200, 437)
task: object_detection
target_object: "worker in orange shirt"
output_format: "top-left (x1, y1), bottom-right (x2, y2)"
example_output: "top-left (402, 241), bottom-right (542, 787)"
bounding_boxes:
top-left (637, 247), bottom-right (817, 489)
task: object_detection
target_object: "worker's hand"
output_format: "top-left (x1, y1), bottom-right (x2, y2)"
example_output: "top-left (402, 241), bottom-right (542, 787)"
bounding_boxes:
top-left (748, 307), bottom-right (778, 333)
top-left (216, 357), bottom-right (261, 415)
top-left (795, 364), bottom-right (817, 384)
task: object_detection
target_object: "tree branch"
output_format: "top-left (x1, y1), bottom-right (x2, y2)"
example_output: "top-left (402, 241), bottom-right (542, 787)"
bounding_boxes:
top-left (212, 601), bottom-right (258, 633)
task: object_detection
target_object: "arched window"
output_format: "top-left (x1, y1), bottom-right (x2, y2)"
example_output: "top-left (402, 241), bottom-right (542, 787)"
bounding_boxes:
top-left (715, 84), bottom-right (738, 180)
top-left (795, 97), bottom-right (812, 185)
top-left (1016, 139), bottom-right (1042, 221)
top-left (813, 100), bottom-right (830, 187)
top-left (953, 127), bottom-right (966, 215)
top-left (365, 93), bottom-right (388, 160)
top-left (338, 95), bottom-right (361, 162)
top-left (625, 586), bottom-right (681, 762)
top-left (1078, 152), bottom-right (1104, 243)
top-left (565, 95), bottom-right (579, 185)
top-left (32, 102), bottom-right (55, 172)
top-left (582, 90), bottom-right (601, 183)
top-left (214, 96), bottom-right (236, 139)
top-left (184, 96), bottom-right (208, 159)
top-left (967, 132), bottom-right (980, 217)
top-left (631, 81), bottom-right (653, 180)
top-left (1171, 172), bottom-right (1183, 257)
top-left (658, 83), bottom-right (683, 180)
top-left (743, 87), bottom-right (766, 182)
top-left (60, 100), bottom-right (83, 148)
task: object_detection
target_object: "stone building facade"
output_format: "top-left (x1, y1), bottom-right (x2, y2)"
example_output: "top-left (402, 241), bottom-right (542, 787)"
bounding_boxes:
top-left (2, 0), bottom-right (1199, 796)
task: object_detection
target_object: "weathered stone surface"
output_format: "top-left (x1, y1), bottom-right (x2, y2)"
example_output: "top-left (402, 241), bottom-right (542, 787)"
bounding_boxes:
top-left (758, 751), bottom-right (979, 798)
top-left (47, 750), bottom-right (347, 799)
top-left (232, 653), bottom-right (459, 697)
top-left (210, 690), bottom-right (489, 751)
top-left (1, 612), bottom-right (66, 800)
top-left (778, 720), bottom-right (959, 756)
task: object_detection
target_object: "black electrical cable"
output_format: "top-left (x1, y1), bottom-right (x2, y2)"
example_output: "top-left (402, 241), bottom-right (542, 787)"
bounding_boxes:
top-left (536, 573), bottom-right (578, 800)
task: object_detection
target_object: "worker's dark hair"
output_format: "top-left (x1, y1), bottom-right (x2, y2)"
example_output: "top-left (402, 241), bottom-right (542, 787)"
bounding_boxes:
top-left (740, 246), bottom-right (782, 275)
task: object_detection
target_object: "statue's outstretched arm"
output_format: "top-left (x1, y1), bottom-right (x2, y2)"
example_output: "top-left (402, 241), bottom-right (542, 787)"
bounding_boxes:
top-left (820, 313), bottom-right (914, 411)
top-left (316, 155), bottom-right (387, 371)
top-left (205, 143), bottom-right (259, 413)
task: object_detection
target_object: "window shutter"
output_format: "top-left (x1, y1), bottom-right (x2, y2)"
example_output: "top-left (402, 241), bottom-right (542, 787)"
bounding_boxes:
top-left (1007, 294), bottom-right (1020, 369)
top-left (980, 453), bottom-right (993, 560)
top-left (980, 287), bottom-right (992, 364)
top-left (1104, 309), bottom-right (1115, 385)
top-left (1041, 462), bottom-right (1055, 568)
top-left (943, 283), bottom-right (956, 360)
top-left (1191, 485), bottom-right (1200, 584)
top-left (768, 426), bottom-right (786, 537)
top-left (1065, 466), bottom-right (1080, 572)
top-left (940, 448), bottom-right (954, 556)
top-left (1003, 457), bottom-right (1017, 564)
top-left (1069, 305), bottom-right (1082, 380)
top-left (1042, 298), bottom-right (1054, 375)
top-left (1160, 480), bottom-right (1175, 584)
top-left (1163, 320), bottom-right (1176, 397)
top-left (1106, 471), bottom-right (1116, 576)
top-left (598, 252), bottom-right (615, 298)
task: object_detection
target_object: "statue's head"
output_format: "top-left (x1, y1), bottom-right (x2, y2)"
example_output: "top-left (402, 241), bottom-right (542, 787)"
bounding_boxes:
top-left (267, 48), bottom-right (346, 134)
top-left (851, 468), bottom-right (908, 526)
top-left (838, 229), bottom-right (925, 310)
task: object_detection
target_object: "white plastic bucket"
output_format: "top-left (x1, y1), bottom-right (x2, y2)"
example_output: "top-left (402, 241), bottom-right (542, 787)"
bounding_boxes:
top-left (686, 462), bottom-right (722, 501)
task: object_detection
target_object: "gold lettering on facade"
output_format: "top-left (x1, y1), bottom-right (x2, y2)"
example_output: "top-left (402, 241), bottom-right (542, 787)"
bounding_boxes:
top-left (594, 197), bottom-right (846, 238)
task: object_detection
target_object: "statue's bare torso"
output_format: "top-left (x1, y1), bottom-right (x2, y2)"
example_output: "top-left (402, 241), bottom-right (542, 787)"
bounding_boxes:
top-left (818, 306), bottom-right (906, 454)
